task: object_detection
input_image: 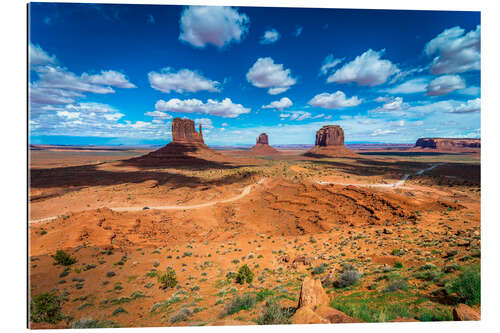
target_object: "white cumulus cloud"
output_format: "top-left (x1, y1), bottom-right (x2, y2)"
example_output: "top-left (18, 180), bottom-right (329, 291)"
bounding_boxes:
top-left (425, 25), bottom-right (480, 74)
top-left (154, 98), bottom-right (250, 118)
top-left (29, 43), bottom-right (57, 65)
top-left (148, 68), bottom-right (220, 93)
top-left (82, 70), bottom-right (136, 88)
top-left (320, 54), bottom-right (344, 75)
top-left (246, 57), bottom-right (296, 95)
top-left (179, 6), bottom-right (249, 48)
top-left (449, 98), bottom-right (480, 113)
top-left (262, 97), bottom-right (293, 110)
top-left (308, 91), bottom-right (362, 109)
top-left (426, 75), bottom-right (466, 96)
top-left (327, 49), bottom-right (399, 86)
top-left (144, 110), bottom-right (173, 119)
top-left (260, 29), bottom-right (280, 44)
top-left (384, 77), bottom-right (429, 94)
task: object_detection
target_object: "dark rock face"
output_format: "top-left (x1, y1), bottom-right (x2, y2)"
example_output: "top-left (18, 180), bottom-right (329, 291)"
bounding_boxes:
top-left (172, 118), bottom-right (204, 144)
top-left (249, 133), bottom-right (279, 155)
top-left (315, 125), bottom-right (344, 147)
top-left (256, 133), bottom-right (269, 145)
top-left (415, 138), bottom-right (480, 150)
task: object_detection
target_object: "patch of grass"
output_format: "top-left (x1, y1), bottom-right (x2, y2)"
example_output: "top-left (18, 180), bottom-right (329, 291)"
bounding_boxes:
top-left (236, 264), bottom-right (254, 285)
top-left (157, 267), bottom-right (177, 289)
top-left (393, 262), bottom-right (403, 269)
top-left (256, 288), bottom-right (275, 302)
top-left (330, 291), bottom-right (451, 323)
top-left (224, 294), bottom-right (256, 316)
top-left (257, 299), bottom-right (294, 325)
top-left (30, 292), bottom-right (65, 324)
top-left (52, 250), bottom-right (77, 266)
top-left (447, 264), bottom-right (480, 305)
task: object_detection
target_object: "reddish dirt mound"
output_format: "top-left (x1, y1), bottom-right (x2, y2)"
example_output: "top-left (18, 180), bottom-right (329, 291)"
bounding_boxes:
top-left (249, 143), bottom-right (280, 155)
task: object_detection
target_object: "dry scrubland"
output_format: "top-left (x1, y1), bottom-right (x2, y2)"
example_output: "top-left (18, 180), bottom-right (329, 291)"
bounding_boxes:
top-left (29, 148), bottom-right (480, 328)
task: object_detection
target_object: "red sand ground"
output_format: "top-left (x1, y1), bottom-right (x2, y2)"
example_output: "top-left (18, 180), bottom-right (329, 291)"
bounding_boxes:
top-left (28, 147), bottom-right (480, 328)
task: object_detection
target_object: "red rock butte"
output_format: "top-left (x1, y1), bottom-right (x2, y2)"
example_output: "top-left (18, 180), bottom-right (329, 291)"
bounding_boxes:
top-left (414, 138), bottom-right (480, 151)
top-left (305, 125), bottom-right (357, 157)
top-left (248, 133), bottom-right (280, 155)
top-left (127, 118), bottom-right (227, 167)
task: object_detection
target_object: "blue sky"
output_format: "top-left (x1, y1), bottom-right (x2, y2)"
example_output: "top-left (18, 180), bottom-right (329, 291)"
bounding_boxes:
top-left (29, 3), bottom-right (480, 145)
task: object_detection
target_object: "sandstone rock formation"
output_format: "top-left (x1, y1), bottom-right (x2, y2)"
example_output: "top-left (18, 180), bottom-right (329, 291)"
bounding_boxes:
top-left (172, 118), bottom-right (204, 144)
top-left (315, 125), bottom-right (344, 147)
top-left (452, 304), bottom-right (481, 321)
top-left (256, 133), bottom-right (269, 145)
top-left (305, 125), bottom-right (357, 157)
top-left (127, 118), bottom-right (230, 167)
top-left (248, 133), bottom-right (280, 155)
top-left (290, 276), bottom-right (359, 325)
top-left (414, 138), bottom-right (480, 151)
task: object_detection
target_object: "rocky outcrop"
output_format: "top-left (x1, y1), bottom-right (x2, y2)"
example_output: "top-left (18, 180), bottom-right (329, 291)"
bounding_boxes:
top-left (290, 277), bottom-right (359, 325)
top-left (452, 304), bottom-right (481, 321)
top-left (172, 118), bottom-right (204, 144)
top-left (315, 125), bottom-right (344, 146)
top-left (305, 125), bottom-right (357, 157)
top-left (256, 133), bottom-right (269, 145)
top-left (415, 138), bottom-right (480, 151)
top-left (248, 133), bottom-right (280, 155)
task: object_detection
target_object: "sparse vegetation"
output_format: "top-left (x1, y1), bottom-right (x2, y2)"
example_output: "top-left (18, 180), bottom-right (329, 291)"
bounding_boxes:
top-left (52, 250), bottom-right (76, 266)
top-left (157, 267), bottom-right (178, 289)
top-left (335, 265), bottom-right (361, 288)
top-left (257, 299), bottom-right (293, 325)
top-left (448, 264), bottom-right (480, 305)
top-left (30, 292), bottom-right (65, 324)
top-left (72, 318), bottom-right (120, 328)
top-left (235, 264), bottom-right (254, 284)
top-left (224, 294), bottom-right (256, 315)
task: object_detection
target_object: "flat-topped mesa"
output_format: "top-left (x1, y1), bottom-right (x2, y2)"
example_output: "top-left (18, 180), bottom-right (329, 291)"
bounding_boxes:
top-left (305, 124), bottom-right (357, 157)
top-left (415, 138), bottom-right (480, 150)
top-left (249, 132), bottom-right (280, 155)
top-left (315, 125), bottom-right (344, 147)
top-left (256, 133), bottom-right (269, 145)
top-left (172, 118), bottom-right (204, 144)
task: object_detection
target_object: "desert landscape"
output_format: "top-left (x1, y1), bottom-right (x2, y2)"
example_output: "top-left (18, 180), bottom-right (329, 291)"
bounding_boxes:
top-left (29, 118), bottom-right (480, 328)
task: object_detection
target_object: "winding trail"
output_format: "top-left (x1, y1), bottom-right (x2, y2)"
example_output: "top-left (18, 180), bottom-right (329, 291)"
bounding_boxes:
top-left (314, 163), bottom-right (442, 188)
top-left (29, 164), bottom-right (443, 224)
top-left (29, 178), bottom-right (266, 224)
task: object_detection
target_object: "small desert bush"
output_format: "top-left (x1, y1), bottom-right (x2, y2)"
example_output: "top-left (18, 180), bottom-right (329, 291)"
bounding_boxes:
top-left (157, 267), bottom-right (177, 289)
top-left (448, 264), bottom-right (480, 305)
top-left (383, 279), bottom-right (409, 292)
top-left (72, 318), bottom-right (119, 328)
top-left (393, 262), bottom-right (403, 269)
top-left (312, 263), bottom-right (327, 275)
top-left (224, 294), bottom-right (256, 315)
top-left (52, 250), bottom-right (76, 266)
top-left (257, 299), bottom-right (293, 325)
top-left (235, 264), bottom-right (254, 284)
top-left (335, 265), bottom-right (361, 288)
top-left (169, 308), bottom-right (192, 323)
top-left (30, 292), bottom-right (65, 324)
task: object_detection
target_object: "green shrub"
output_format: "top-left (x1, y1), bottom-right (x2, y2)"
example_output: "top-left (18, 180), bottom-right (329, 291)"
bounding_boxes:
top-left (383, 279), bottom-right (408, 292)
top-left (111, 307), bottom-right (127, 316)
top-left (52, 250), bottom-right (76, 266)
top-left (257, 299), bottom-right (293, 325)
top-left (448, 265), bottom-right (480, 305)
top-left (236, 264), bottom-right (254, 284)
top-left (72, 318), bottom-right (120, 328)
top-left (256, 288), bottom-right (274, 302)
top-left (393, 262), bottom-right (403, 269)
top-left (312, 264), bottom-right (327, 275)
top-left (335, 265), bottom-right (360, 288)
top-left (224, 294), bottom-right (256, 315)
top-left (30, 292), bottom-right (65, 324)
top-left (157, 267), bottom-right (177, 289)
